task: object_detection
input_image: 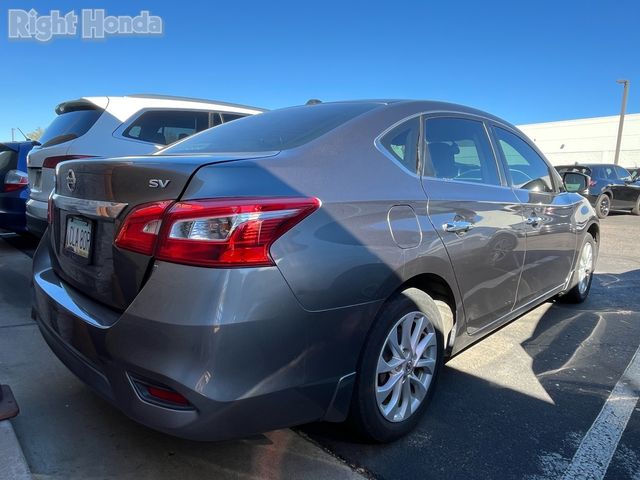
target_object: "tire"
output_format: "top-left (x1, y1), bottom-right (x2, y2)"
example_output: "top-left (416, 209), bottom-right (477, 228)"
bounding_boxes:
top-left (348, 288), bottom-right (444, 443)
top-left (558, 234), bottom-right (596, 304)
top-left (632, 195), bottom-right (640, 216)
top-left (595, 194), bottom-right (611, 219)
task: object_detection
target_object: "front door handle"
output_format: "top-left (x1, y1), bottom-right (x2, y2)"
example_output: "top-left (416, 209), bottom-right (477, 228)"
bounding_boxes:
top-left (526, 216), bottom-right (543, 226)
top-left (443, 220), bottom-right (475, 233)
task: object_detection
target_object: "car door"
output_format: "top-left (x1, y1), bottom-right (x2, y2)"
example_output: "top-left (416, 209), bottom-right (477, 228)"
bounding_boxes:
top-left (421, 115), bottom-right (526, 334)
top-left (490, 125), bottom-right (577, 307)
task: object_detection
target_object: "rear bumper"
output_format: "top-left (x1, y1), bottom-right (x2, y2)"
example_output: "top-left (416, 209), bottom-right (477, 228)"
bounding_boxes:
top-left (32, 232), bottom-right (376, 440)
top-left (26, 199), bottom-right (48, 237)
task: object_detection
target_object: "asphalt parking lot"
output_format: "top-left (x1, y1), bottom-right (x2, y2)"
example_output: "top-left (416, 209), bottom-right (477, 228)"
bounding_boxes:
top-left (1, 215), bottom-right (639, 480)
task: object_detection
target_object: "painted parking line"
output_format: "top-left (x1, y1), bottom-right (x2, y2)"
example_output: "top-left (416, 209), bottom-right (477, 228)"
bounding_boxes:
top-left (561, 344), bottom-right (640, 480)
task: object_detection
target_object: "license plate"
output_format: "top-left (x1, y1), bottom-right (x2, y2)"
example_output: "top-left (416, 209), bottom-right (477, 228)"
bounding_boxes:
top-left (65, 216), bottom-right (92, 259)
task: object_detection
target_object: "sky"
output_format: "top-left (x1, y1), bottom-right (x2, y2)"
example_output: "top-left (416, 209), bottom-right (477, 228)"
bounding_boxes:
top-left (0, 0), bottom-right (639, 140)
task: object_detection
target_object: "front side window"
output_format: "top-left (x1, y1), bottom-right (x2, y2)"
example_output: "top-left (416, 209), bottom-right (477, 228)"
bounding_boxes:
top-left (124, 110), bottom-right (210, 145)
top-left (379, 117), bottom-right (420, 174)
top-left (494, 127), bottom-right (554, 193)
top-left (615, 166), bottom-right (632, 181)
top-left (423, 117), bottom-right (501, 186)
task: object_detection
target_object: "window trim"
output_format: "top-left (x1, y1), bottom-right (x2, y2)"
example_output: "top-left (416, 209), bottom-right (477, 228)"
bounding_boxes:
top-left (374, 113), bottom-right (423, 177)
top-left (488, 123), bottom-right (561, 194)
top-left (113, 108), bottom-right (242, 146)
top-left (420, 113), bottom-right (507, 187)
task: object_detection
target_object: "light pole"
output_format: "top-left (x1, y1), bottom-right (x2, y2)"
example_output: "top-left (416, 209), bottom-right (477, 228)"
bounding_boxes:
top-left (614, 79), bottom-right (629, 165)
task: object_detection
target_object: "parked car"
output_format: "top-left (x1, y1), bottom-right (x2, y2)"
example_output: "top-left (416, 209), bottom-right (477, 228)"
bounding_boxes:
top-left (26, 94), bottom-right (264, 236)
top-left (555, 163), bottom-right (640, 218)
top-left (0, 141), bottom-right (35, 233)
top-left (33, 100), bottom-right (599, 443)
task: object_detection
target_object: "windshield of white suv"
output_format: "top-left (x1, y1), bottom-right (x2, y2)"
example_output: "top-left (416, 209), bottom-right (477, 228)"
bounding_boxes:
top-left (40, 108), bottom-right (104, 148)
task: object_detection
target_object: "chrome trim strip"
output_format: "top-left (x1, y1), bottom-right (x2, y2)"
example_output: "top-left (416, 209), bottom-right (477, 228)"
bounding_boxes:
top-left (52, 194), bottom-right (128, 219)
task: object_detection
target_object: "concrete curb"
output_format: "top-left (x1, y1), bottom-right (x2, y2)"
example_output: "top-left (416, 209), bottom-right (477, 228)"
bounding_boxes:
top-left (0, 420), bottom-right (32, 480)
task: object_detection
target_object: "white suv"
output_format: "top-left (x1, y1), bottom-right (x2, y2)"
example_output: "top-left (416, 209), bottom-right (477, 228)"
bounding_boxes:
top-left (26, 94), bottom-right (264, 235)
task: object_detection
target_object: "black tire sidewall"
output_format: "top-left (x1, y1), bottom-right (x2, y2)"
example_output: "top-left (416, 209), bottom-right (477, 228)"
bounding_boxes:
top-left (596, 194), bottom-right (610, 218)
top-left (632, 195), bottom-right (640, 215)
top-left (351, 288), bottom-right (445, 442)
top-left (561, 234), bottom-right (596, 303)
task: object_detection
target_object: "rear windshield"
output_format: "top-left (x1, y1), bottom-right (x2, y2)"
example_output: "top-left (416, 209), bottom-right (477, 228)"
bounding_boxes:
top-left (40, 107), bottom-right (103, 148)
top-left (161, 103), bottom-right (379, 154)
top-left (0, 145), bottom-right (17, 173)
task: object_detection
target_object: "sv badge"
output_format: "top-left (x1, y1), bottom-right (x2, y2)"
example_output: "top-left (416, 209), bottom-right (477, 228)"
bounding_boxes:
top-left (149, 179), bottom-right (171, 188)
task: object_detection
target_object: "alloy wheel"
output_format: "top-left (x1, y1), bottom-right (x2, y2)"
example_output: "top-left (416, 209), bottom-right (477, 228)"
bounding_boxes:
top-left (599, 196), bottom-right (610, 217)
top-left (375, 311), bottom-right (438, 422)
top-left (578, 241), bottom-right (594, 295)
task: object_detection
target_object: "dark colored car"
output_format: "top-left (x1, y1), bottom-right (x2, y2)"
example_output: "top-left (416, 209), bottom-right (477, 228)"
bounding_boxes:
top-left (556, 163), bottom-right (640, 218)
top-left (33, 101), bottom-right (599, 443)
top-left (0, 141), bottom-right (35, 233)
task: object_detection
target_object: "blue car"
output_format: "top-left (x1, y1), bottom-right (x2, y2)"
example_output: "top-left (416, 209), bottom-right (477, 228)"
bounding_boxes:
top-left (0, 141), bottom-right (35, 233)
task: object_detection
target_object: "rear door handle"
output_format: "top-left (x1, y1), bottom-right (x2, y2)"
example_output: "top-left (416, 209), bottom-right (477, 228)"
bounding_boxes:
top-left (526, 216), bottom-right (543, 226)
top-left (443, 221), bottom-right (475, 233)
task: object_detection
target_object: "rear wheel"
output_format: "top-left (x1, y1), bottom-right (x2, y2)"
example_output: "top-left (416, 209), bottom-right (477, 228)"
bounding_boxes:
top-left (349, 288), bottom-right (444, 442)
top-left (559, 234), bottom-right (596, 304)
top-left (632, 196), bottom-right (640, 216)
top-left (595, 194), bottom-right (611, 218)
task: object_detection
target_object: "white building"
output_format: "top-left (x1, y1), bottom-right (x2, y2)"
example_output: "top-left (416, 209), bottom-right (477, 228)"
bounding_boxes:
top-left (518, 113), bottom-right (640, 168)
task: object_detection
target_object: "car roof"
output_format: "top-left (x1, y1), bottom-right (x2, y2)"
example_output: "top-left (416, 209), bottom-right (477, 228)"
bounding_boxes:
top-left (309, 99), bottom-right (518, 127)
top-left (55, 95), bottom-right (265, 115)
top-left (126, 94), bottom-right (267, 112)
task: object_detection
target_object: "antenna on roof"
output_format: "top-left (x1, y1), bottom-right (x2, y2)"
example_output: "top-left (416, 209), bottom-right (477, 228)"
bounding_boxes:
top-left (16, 127), bottom-right (29, 141)
top-left (306, 99), bottom-right (322, 105)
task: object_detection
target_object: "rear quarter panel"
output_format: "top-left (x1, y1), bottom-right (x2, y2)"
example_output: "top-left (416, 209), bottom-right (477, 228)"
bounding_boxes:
top-left (180, 103), bottom-right (460, 315)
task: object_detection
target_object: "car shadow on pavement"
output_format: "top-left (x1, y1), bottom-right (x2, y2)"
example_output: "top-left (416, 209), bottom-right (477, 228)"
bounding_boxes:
top-left (301, 270), bottom-right (640, 480)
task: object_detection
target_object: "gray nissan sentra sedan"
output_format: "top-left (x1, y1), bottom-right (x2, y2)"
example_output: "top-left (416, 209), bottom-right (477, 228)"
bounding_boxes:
top-left (32, 100), bottom-right (599, 442)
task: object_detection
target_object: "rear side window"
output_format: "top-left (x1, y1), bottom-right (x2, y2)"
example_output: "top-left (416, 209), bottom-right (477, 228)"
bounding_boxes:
top-left (39, 108), bottom-right (103, 148)
top-left (494, 127), bottom-right (554, 193)
top-left (423, 117), bottom-right (501, 186)
top-left (221, 113), bottom-right (246, 123)
top-left (124, 110), bottom-right (210, 145)
top-left (379, 117), bottom-right (420, 174)
top-left (161, 103), bottom-right (379, 154)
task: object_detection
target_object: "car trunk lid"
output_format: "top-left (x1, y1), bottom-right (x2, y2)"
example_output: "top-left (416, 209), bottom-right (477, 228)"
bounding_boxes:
top-left (50, 153), bottom-right (277, 310)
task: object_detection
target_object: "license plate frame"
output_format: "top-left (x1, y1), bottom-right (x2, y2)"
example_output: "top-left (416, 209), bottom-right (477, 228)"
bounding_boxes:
top-left (64, 216), bottom-right (93, 261)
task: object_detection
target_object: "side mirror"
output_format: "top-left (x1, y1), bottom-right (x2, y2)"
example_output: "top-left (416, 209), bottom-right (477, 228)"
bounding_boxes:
top-left (563, 172), bottom-right (589, 194)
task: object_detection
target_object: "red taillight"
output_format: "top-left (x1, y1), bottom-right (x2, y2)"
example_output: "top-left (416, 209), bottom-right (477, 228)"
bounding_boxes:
top-left (42, 155), bottom-right (95, 169)
top-left (3, 170), bottom-right (28, 192)
top-left (114, 201), bottom-right (173, 255)
top-left (115, 197), bottom-right (321, 267)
